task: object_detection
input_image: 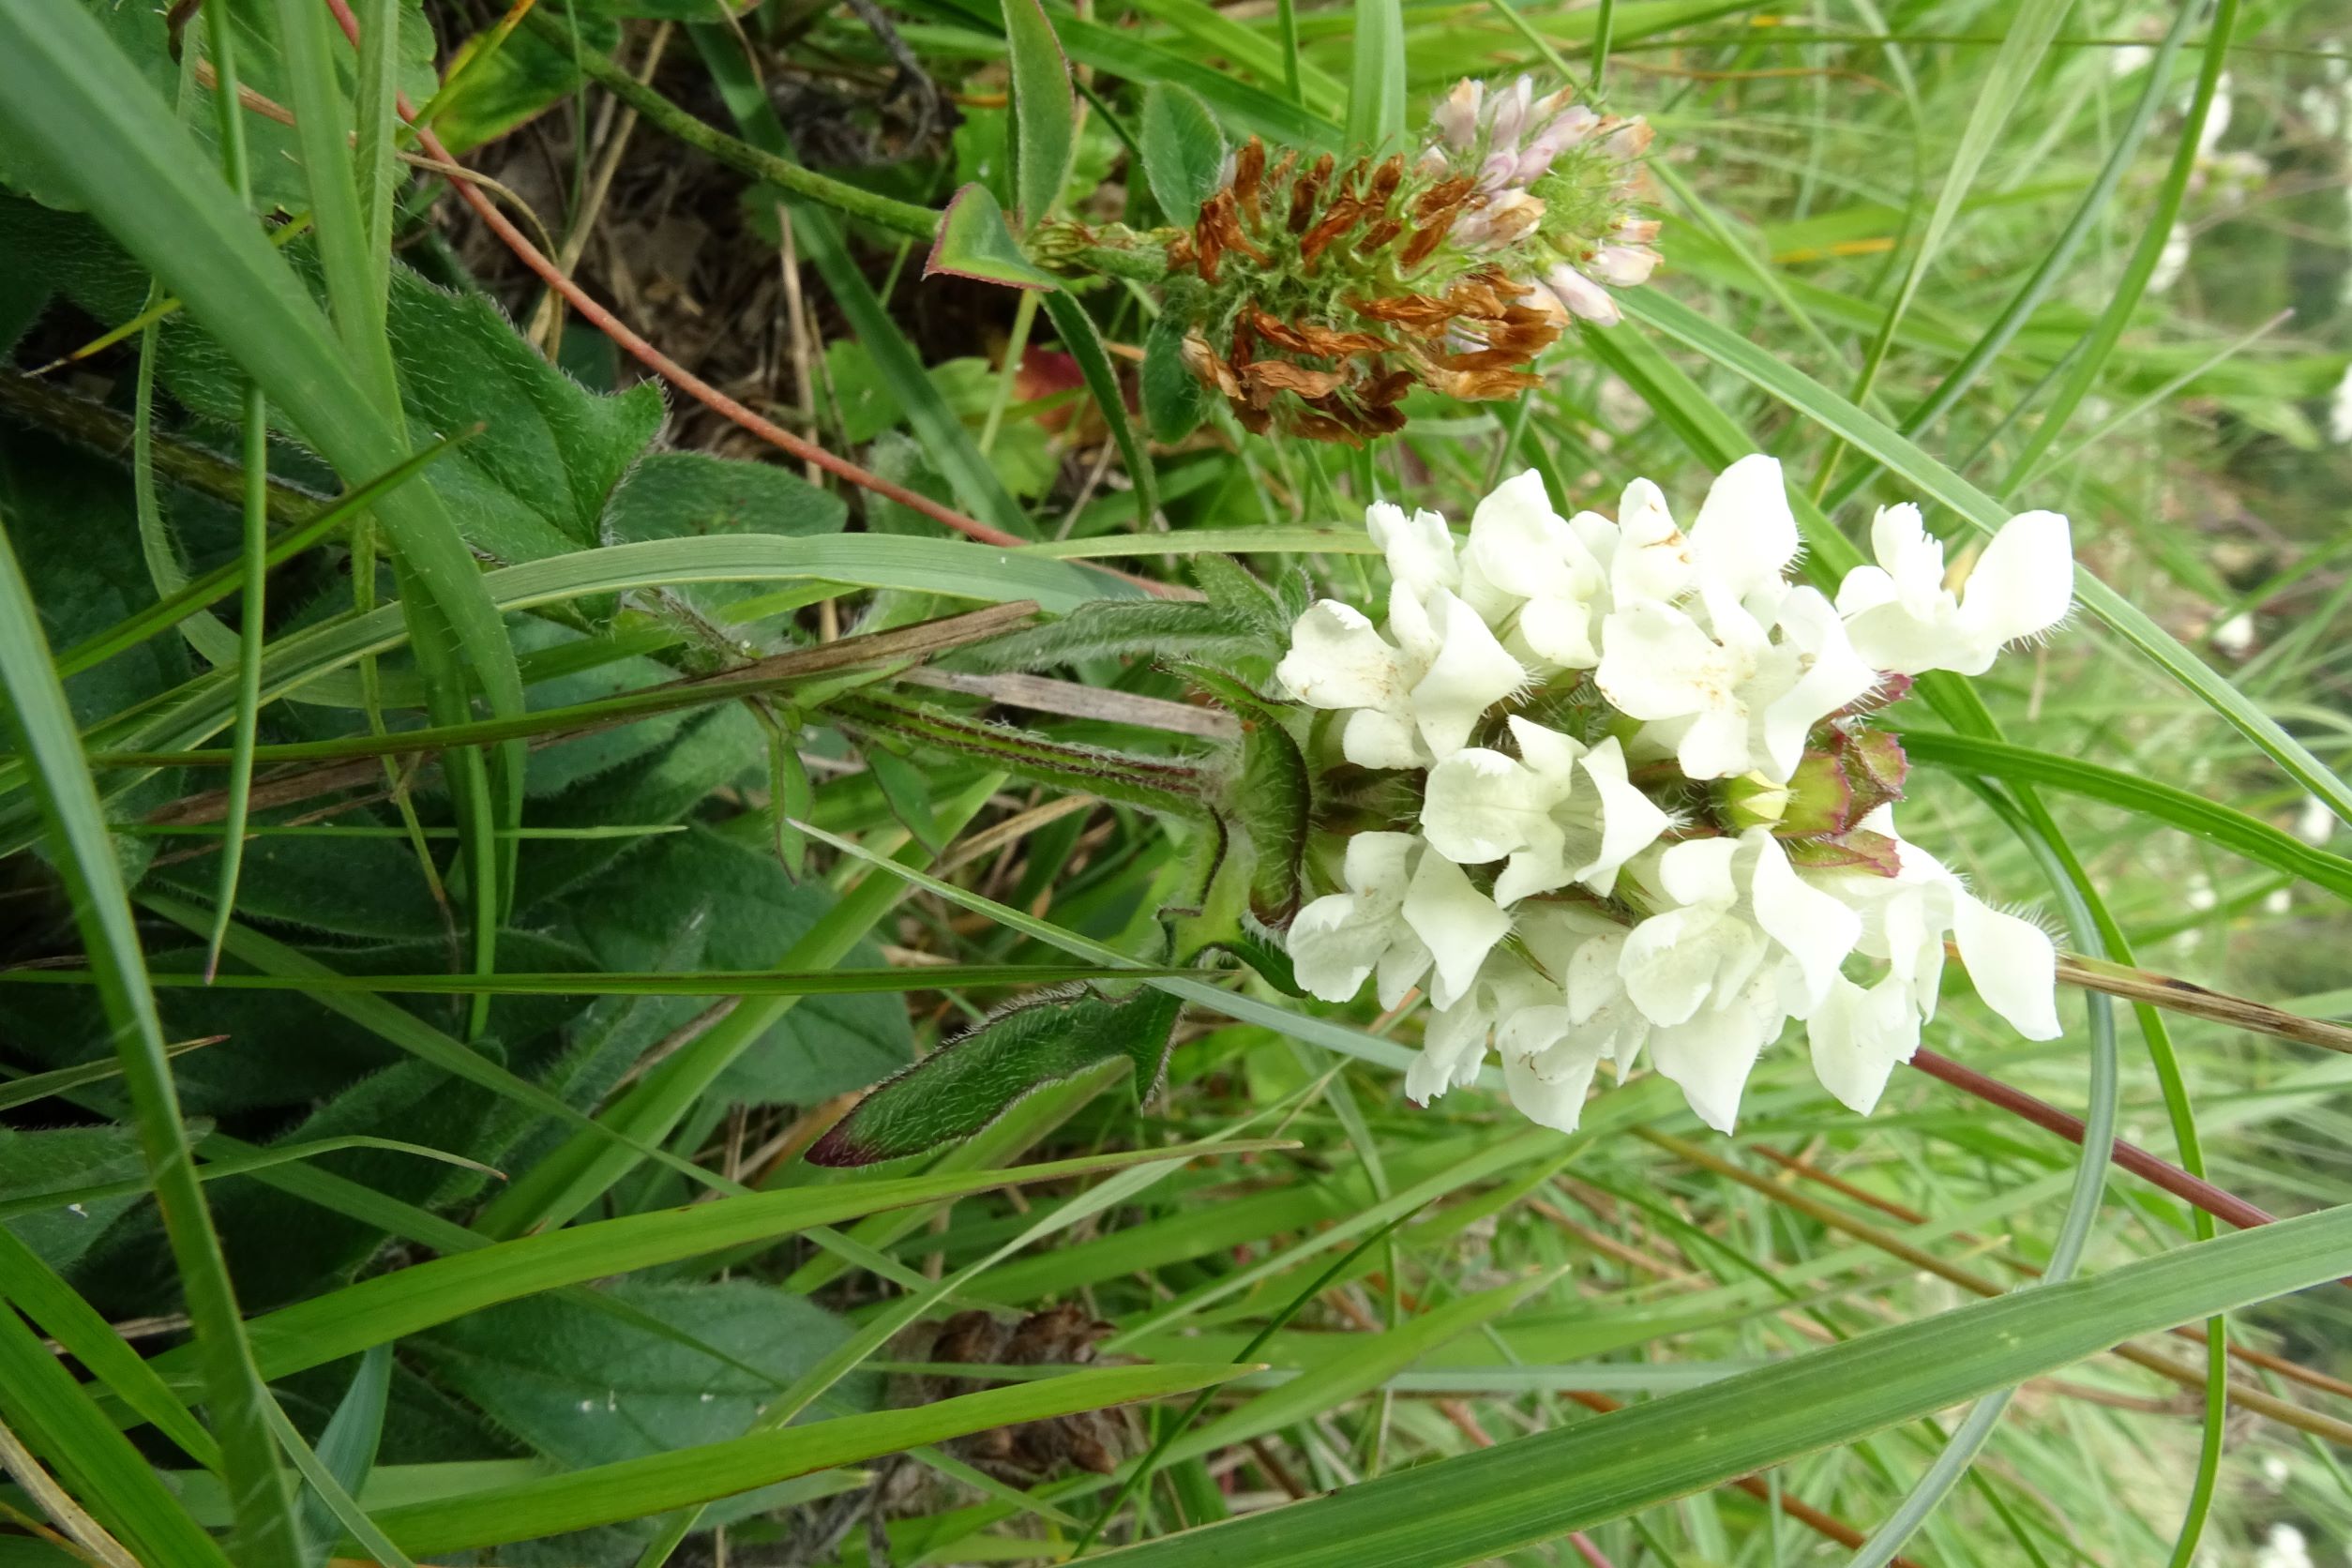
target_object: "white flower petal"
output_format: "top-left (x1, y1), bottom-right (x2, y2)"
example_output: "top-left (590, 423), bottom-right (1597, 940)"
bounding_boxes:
top-left (1649, 982), bottom-right (1779, 1134)
top-left (1572, 736), bottom-right (1670, 894)
top-left (1657, 835), bottom-right (1742, 907)
top-left (1285, 892), bottom-right (1384, 1002)
top-left (1759, 588), bottom-right (1879, 779)
top-left (1596, 600), bottom-right (1722, 721)
top-left (1748, 830), bottom-right (1862, 1010)
top-left (1807, 974), bottom-right (1921, 1114)
top-left (1422, 746), bottom-right (1557, 867)
top-left (1277, 600), bottom-right (1406, 711)
top-left (1952, 892), bottom-right (2062, 1040)
top-left (1409, 589), bottom-right (1525, 757)
top-left (1675, 705), bottom-right (1756, 781)
top-left (1619, 905), bottom-right (1729, 1026)
top-left (1611, 478), bottom-right (1694, 604)
top-left (1960, 509), bottom-right (2073, 650)
top-left (1340, 707), bottom-right (1429, 770)
top-left (1500, 1013), bottom-right (1604, 1132)
top-left (1842, 600), bottom-right (1983, 677)
top-left (1689, 454), bottom-right (1799, 604)
top-left (1408, 992), bottom-right (1492, 1103)
top-left (1400, 851), bottom-right (1512, 1010)
top-left (1368, 500), bottom-right (1461, 598)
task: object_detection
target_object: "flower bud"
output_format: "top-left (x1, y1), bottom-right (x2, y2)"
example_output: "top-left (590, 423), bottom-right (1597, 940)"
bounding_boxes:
top-left (1717, 771), bottom-right (1790, 831)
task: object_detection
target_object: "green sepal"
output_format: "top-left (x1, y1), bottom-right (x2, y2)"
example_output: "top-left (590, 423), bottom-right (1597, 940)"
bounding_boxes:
top-left (924, 183), bottom-right (1063, 292)
top-left (806, 985), bottom-right (1185, 1167)
top-left (1176, 664), bottom-right (1310, 930)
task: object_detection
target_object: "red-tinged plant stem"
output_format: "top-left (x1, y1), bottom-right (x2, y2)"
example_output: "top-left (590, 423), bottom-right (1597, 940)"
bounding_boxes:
top-left (1908, 1048), bottom-right (2350, 1289)
top-left (318, 0), bottom-right (1181, 600)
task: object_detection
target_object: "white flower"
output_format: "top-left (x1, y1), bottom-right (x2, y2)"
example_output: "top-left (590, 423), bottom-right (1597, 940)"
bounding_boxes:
top-left (1286, 833), bottom-right (1511, 1013)
top-left (1285, 832), bottom-right (1429, 1006)
top-left (1595, 458), bottom-right (1874, 781)
top-left (1421, 721), bottom-right (1667, 902)
top-left (1458, 470), bottom-right (1610, 669)
top-left (1411, 905), bottom-right (1633, 1133)
top-left (1837, 505), bottom-right (2074, 677)
top-left (1275, 584), bottom-right (1525, 769)
top-left (1800, 807), bottom-right (2062, 1113)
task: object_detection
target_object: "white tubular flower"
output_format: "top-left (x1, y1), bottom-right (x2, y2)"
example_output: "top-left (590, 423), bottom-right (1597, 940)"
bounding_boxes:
top-left (1285, 832), bottom-right (1431, 1006)
top-left (1798, 807), bottom-right (2062, 1113)
top-left (1367, 499), bottom-right (1462, 599)
top-left (1459, 470), bottom-right (1610, 669)
top-left (1596, 594), bottom-right (1773, 780)
top-left (1837, 505), bottom-right (2075, 677)
top-left (1398, 848), bottom-right (1514, 1009)
top-left (1421, 722), bottom-right (1667, 903)
top-left (1686, 453), bottom-right (1801, 612)
top-left (1648, 960), bottom-right (1795, 1133)
top-left (1608, 476), bottom-right (1696, 605)
top-left (1275, 582), bottom-right (1525, 769)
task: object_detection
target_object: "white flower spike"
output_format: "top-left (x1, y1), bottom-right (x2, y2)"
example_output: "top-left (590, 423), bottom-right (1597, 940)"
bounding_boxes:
top-left (1275, 462), bottom-right (2074, 1138)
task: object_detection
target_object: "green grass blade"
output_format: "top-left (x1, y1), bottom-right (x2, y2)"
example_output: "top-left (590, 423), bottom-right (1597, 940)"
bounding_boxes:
top-left (1084, 1204), bottom-right (2352, 1566)
top-left (1042, 290), bottom-right (1159, 527)
top-left (1345, 0), bottom-right (1408, 150)
top-left (274, 1347), bottom-right (402, 1568)
top-left (369, 1362), bottom-right (1258, 1557)
top-left (0, 0), bottom-right (530, 1044)
top-left (0, 1298), bottom-right (234, 1568)
top-left (1898, 730), bottom-right (2352, 902)
top-left (54, 431), bottom-right (468, 681)
top-left (0, 513), bottom-right (300, 1566)
top-left (138, 1143), bottom-right (1283, 1389)
top-left (0, 964), bottom-right (1187, 998)
top-left (0, 1227), bottom-right (220, 1473)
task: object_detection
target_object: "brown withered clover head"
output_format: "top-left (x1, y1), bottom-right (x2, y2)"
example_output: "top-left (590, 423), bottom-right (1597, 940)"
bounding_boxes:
top-left (1165, 76), bottom-right (1660, 444)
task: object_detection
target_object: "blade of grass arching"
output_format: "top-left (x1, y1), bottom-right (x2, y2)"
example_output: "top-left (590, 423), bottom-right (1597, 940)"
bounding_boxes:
top-left (1648, 163), bottom-right (1842, 366)
top-left (686, 24), bottom-right (1032, 540)
top-left (140, 1144), bottom-right (1284, 1388)
top-left (468, 776), bottom-right (1001, 1237)
top-left (369, 1362), bottom-right (1257, 1558)
top-left (1614, 289), bottom-right (2352, 825)
top-left (0, 1037), bottom-right (218, 1113)
top-left (0, 1134), bottom-right (500, 1225)
top-left (1346, 0), bottom-right (1408, 150)
top-left (1813, 0), bottom-right (2073, 498)
top-left (0, 0), bottom-right (528, 1036)
top-left (1896, 731), bottom-right (2352, 901)
top-left (130, 310), bottom-right (241, 674)
top-left (1084, 1203), bottom-right (2352, 1568)
top-left (0, 527), bottom-right (296, 1567)
top-left (1042, 290), bottom-right (1159, 526)
top-left (1819, 0), bottom-right (2199, 517)
top-left (2024, 309), bottom-right (2294, 489)
top-left (0, 1228), bottom-right (221, 1473)
top-left (1998, 0), bottom-right (2241, 491)
top-left (1847, 780), bottom-right (2120, 1565)
top-left (55, 432), bottom-right (468, 680)
top-left (0, 1298), bottom-right (234, 1568)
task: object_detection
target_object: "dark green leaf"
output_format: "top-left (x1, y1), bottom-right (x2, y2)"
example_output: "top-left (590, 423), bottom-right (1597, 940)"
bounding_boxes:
top-left (296, 1347), bottom-right (391, 1567)
top-left (1003, 0), bottom-right (1078, 226)
top-left (808, 985), bottom-right (1185, 1166)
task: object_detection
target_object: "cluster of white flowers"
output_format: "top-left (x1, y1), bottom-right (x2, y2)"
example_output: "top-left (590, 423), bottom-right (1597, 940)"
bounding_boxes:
top-left (1273, 459), bottom-right (2077, 1134)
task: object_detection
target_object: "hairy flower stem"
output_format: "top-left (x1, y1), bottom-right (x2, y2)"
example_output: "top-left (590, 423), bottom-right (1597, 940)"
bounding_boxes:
top-left (832, 693), bottom-right (1216, 820)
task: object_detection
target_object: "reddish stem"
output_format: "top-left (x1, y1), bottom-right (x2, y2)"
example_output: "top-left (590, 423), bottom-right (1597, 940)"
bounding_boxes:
top-left (1908, 1048), bottom-right (2351, 1289)
top-left (320, 0), bottom-right (1181, 598)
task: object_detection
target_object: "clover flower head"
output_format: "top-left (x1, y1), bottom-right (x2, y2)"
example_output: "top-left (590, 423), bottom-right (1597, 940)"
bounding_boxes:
top-left (1164, 76), bottom-right (1658, 442)
top-left (1274, 460), bottom-right (2076, 1134)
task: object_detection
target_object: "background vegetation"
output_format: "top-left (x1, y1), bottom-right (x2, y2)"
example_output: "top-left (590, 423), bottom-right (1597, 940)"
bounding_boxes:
top-left (0, 0), bottom-right (2348, 1563)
